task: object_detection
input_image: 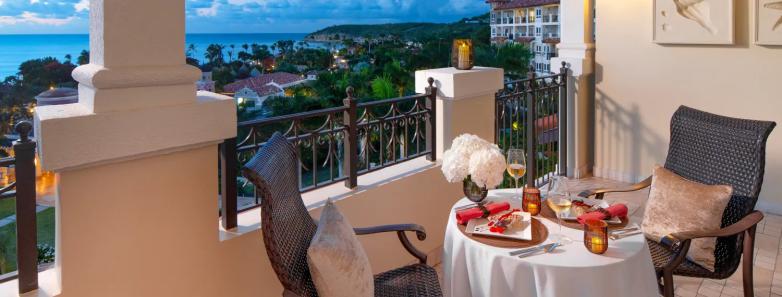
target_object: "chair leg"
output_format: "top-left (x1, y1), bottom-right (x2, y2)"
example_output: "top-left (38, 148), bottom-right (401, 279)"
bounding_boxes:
top-left (743, 226), bottom-right (757, 297)
top-left (662, 270), bottom-right (675, 297)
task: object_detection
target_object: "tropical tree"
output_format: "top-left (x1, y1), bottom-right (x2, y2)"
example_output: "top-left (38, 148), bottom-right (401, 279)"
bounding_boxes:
top-left (205, 44), bottom-right (226, 66)
top-left (186, 43), bottom-right (197, 59)
top-left (228, 44), bottom-right (236, 62)
top-left (77, 50), bottom-right (90, 65)
top-left (371, 75), bottom-right (395, 99)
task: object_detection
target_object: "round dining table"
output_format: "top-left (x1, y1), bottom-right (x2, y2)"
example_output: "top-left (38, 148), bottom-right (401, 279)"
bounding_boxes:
top-left (443, 189), bottom-right (660, 297)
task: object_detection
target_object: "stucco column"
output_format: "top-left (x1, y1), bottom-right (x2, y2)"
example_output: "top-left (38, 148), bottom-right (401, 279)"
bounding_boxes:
top-left (33, 0), bottom-right (236, 295)
top-left (414, 67), bottom-right (504, 157)
top-left (551, 0), bottom-right (596, 178)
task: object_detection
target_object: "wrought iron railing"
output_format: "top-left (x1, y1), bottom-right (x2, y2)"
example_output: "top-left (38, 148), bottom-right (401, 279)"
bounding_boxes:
top-left (219, 79), bottom-right (437, 229)
top-left (495, 63), bottom-right (568, 189)
top-left (0, 122), bottom-right (38, 294)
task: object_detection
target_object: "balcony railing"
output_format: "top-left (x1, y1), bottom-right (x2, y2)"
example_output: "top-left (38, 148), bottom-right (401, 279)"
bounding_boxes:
top-left (495, 63), bottom-right (568, 188)
top-left (0, 122), bottom-right (38, 294)
top-left (219, 80), bottom-right (437, 229)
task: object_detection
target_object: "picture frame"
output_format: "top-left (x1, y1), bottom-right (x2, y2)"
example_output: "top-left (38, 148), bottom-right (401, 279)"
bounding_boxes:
top-left (653, 0), bottom-right (735, 45)
top-left (756, 0), bottom-right (782, 45)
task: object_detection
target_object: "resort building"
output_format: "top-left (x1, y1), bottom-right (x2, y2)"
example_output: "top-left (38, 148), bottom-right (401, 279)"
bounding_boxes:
top-left (195, 71), bottom-right (215, 92)
top-left (223, 72), bottom-right (308, 109)
top-left (488, 0), bottom-right (560, 75)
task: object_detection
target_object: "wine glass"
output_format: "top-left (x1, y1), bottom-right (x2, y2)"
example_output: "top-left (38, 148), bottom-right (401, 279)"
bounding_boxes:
top-left (545, 176), bottom-right (574, 244)
top-left (506, 149), bottom-right (527, 199)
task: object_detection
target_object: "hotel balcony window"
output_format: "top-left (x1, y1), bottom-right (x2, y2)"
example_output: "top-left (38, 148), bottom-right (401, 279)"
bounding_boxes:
top-left (536, 8), bottom-right (542, 18)
top-left (535, 27), bottom-right (542, 36)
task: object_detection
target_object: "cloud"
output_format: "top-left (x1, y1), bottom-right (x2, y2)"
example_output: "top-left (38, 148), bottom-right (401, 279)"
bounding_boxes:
top-left (30, 0), bottom-right (39, 4)
top-left (196, 1), bottom-right (220, 17)
top-left (0, 11), bottom-right (75, 25)
top-left (74, 0), bottom-right (88, 12)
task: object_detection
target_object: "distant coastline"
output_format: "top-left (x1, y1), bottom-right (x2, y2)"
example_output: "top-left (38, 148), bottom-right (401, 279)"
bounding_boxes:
top-left (0, 33), bottom-right (317, 78)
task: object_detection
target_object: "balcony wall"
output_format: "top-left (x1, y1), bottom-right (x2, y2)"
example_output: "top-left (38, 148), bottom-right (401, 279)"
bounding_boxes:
top-left (2, 66), bottom-right (502, 296)
top-left (593, 1), bottom-right (782, 212)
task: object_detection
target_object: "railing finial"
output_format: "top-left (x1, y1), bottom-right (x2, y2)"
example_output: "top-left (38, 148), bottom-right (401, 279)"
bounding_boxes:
top-left (427, 77), bottom-right (434, 88)
top-left (14, 121), bottom-right (32, 143)
top-left (346, 86), bottom-right (355, 99)
top-left (561, 61), bottom-right (567, 69)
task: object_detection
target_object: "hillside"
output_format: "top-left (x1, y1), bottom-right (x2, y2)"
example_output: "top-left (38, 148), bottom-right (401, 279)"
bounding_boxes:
top-left (306, 14), bottom-right (489, 42)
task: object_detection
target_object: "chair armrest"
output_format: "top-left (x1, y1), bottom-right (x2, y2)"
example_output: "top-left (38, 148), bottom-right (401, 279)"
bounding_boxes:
top-left (662, 211), bottom-right (764, 250)
top-left (354, 223), bottom-right (427, 240)
top-left (354, 224), bottom-right (428, 264)
top-left (655, 211), bottom-right (764, 273)
top-left (578, 176), bottom-right (652, 199)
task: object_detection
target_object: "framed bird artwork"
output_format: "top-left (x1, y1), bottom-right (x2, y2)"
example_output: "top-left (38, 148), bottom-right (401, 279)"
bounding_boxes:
top-left (756, 0), bottom-right (782, 45)
top-left (653, 0), bottom-right (735, 44)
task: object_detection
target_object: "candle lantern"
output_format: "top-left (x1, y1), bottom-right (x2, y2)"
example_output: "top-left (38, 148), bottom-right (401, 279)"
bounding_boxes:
top-left (451, 39), bottom-right (474, 70)
top-left (583, 219), bottom-right (609, 254)
top-left (522, 187), bottom-right (541, 216)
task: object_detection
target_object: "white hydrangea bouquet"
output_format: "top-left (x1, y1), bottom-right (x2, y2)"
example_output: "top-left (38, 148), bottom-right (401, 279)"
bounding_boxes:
top-left (441, 134), bottom-right (507, 203)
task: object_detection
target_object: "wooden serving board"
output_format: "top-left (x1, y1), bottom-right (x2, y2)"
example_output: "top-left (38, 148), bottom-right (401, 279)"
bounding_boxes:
top-left (457, 217), bottom-right (549, 248)
top-left (540, 202), bottom-right (629, 230)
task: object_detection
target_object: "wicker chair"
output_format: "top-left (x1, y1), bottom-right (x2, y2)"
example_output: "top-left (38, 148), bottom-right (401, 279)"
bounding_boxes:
top-left (241, 133), bottom-right (443, 297)
top-left (580, 106), bottom-right (776, 297)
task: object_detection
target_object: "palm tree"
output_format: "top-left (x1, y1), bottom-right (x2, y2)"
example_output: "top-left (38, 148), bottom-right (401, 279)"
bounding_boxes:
top-left (186, 44), bottom-right (197, 59)
top-left (64, 54), bottom-right (72, 64)
top-left (205, 44), bottom-right (226, 66)
top-left (228, 44), bottom-right (236, 62)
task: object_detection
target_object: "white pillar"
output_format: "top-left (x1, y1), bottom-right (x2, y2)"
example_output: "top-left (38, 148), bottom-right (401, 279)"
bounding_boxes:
top-left (33, 0), bottom-right (236, 295)
top-left (551, 0), bottom-right (595, 178)
top-left (415, 67), bottom-right (504, 157)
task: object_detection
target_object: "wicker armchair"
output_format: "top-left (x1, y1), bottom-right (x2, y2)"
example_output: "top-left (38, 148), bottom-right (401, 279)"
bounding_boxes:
top-left (241, 133), bottom-right (443, 297)
top-left (580, 106), bottom-right (776, 297)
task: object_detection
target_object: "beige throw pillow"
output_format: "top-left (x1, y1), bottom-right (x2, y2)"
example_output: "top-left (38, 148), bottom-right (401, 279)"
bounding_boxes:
top-left (642, 165), bottom-right (733, 272)
top-left (307, 199), bottom-right (374, 297)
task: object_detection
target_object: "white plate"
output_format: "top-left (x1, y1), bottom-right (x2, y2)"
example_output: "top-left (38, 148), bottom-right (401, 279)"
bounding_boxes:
top-left (465, 211), bottom-right (532, 241)
top-left (560, 198), bottom-right (622, 224)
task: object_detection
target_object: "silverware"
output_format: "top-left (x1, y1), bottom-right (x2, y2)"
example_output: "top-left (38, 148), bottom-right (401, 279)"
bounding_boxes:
top-left (517, 243), bottom-right (560, 258)
top-left (509, 243), bottom-right (555, 256)
top-left (610, 231), bottom-right (642, 240)
top-left (610, 227), bottom-right (639, 235)
top-left (455, 203), bottom-right (481, 212)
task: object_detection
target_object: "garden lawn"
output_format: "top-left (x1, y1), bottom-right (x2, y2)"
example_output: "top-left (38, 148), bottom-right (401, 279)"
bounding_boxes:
top-left (0, 207), bottom-right (55, 274)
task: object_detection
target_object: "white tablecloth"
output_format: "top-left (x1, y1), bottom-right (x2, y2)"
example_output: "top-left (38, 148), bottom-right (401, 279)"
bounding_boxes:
top-left (443, 189), bottom-right (659, 297)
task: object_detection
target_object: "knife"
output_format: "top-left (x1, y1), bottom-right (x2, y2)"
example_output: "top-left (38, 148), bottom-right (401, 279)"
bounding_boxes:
top-left (516, 243), bottom-right (560, 258)
top-left (509, 243), bottom-right (555, 256)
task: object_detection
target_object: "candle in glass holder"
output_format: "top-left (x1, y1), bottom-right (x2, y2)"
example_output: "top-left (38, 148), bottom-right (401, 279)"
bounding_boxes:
top-left (522, 187), bottom-right (541, 216)
top-left (451, 39), bottom-right (474, 70)
top-left (583, 219), bottom-right (608, 254)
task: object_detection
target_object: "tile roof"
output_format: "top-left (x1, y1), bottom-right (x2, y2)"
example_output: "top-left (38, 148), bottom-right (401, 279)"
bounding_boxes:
top-left (489, 0), bottom-right (559, 10)
top-left (224, 72), bottom-right (304, 96)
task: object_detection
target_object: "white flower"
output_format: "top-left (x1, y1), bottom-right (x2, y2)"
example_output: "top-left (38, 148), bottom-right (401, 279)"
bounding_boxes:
top-left (468, 144), bottom-right (507, 189)
top-left (441, 134), bottom-right (492, 182)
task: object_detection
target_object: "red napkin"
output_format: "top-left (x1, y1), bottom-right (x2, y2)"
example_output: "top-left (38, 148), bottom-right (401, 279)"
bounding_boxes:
top-left (577, 204), bottom-right (628, 224)
top-left (456, 202), bottom-right (511, 225)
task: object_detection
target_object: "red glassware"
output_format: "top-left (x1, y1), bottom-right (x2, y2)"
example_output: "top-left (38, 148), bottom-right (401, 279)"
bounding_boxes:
top-left (583, 219), bottom-right (609, 254)
top-left (522, 187), bottom-right (541, 216)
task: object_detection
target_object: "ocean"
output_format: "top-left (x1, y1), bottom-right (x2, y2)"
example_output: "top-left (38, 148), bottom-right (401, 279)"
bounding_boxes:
top-left (0, 33), bottom-right (320, 79)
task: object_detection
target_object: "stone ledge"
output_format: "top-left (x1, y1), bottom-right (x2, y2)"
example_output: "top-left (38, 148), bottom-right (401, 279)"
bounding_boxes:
top-left (218, 156), bottom-right (440, 241)
top-left (415, 67), bottom-right (504, 100)
top-left (72, 64), bottom-right (201, 89)
top-left (35, 91), bottom-right (236, 172)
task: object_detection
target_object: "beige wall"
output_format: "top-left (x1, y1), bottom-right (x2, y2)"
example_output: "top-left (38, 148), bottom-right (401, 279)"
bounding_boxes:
top-left (49, 144), bottom-right (460, 297)
top-left (594, 1), bottom-right (782, 212)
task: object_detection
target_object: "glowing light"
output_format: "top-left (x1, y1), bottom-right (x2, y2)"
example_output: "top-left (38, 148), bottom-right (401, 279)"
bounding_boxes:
top-left (237, 97), bottom-right (245, 104)
top-left (512, 121), bottom-right (519, 131)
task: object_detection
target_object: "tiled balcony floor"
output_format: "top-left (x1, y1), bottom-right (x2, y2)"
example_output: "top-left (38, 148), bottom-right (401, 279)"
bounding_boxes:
top-left (434, 177), bottom-right (782, 297)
